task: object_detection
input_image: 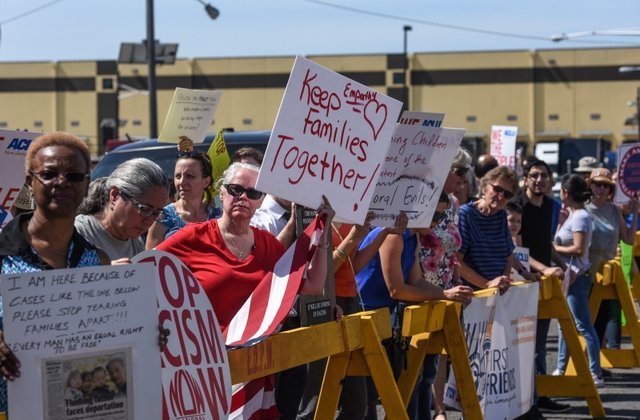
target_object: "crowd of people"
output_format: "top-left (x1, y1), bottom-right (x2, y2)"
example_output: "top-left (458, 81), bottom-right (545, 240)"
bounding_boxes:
top-left (0, 131), bottom-right (637, 420)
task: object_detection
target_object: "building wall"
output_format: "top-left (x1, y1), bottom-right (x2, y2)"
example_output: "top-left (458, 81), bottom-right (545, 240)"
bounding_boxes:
top-left (1, 47), bottom-right (639, 157)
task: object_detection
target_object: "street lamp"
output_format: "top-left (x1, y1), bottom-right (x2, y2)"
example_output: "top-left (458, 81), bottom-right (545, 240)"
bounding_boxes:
top-left (146, 0), bottom-right (219, 139)
top-left (551, 29), bottom-right (640, 42)
top-left (403, 25), bottom-right (412, 111)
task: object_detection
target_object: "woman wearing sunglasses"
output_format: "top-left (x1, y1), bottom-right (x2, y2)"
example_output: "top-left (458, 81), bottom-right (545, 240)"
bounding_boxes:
top-left (0, 132), bottom-right (111, 412)
top-left (145, 146), bottom-right (221, 249)
top-left (457, 165), bottom-right (519, 293)
top-left (586, 168), bottom-right (638, 352)
top-left (75, 158), bottom-right (170, 261)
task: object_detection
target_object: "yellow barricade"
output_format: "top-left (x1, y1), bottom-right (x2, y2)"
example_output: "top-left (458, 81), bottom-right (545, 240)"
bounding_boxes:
top-left (536, 276), bottom-right (605, 417)
top-left (396, 300), bottom-right (482, 420)
top-left (588, 259), bottom-right (640, 369)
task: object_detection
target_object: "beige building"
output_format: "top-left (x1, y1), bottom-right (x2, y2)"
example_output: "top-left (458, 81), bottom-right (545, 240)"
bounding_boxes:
top-left (1, 47), bottom-right (639, 157)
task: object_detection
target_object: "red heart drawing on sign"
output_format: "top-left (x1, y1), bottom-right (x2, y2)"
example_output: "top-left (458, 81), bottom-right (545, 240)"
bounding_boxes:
top-left (364, 99), bottom-right (388, 141)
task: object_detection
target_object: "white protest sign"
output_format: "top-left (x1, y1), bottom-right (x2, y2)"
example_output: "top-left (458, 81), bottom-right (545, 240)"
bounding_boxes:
top-left (159, 88), bottom-right (222, 144)
top-left (0, 129), bottom-right (41, 227)
top-left (444, 283), bottom-right (539, 418)
top-left (256, 55), bottom-right (402, 225)
top-left (616, 142), bottom-right (640, 203)
top-left (490, 125), bottom-right (518, 168)
top-left (133, 251), bottom-right (232, 420)
top-left (1, 264), bottom-right (161, 420)
top-left (370, 111), bottom-right (464, 227)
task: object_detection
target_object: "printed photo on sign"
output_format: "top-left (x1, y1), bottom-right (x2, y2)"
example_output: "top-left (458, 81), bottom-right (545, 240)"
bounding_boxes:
top-left (42, 348), bottom-right (133, 420)
top-left (0, 264), bottom-right (161, 420)
top-left (256, 55), bottom-right (402, 225)
top-left (0, 129), bottom-right (41, 227)
top-left (158, 88), bottom-right (222, 144)
top-left (369, 111), bottom-right (465, 227)
top-left (490, 125), bottom-right (518, 169)
top-left (616, 142), bottom-right (640, 203)
top-left (132, 250), bottom-right (232, 420)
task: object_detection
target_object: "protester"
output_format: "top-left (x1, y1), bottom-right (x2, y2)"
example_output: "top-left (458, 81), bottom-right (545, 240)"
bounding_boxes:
top-left (552, 174), bottom-right (603, 387)
top-left (455, 165), bottom-right (478, 205)
top-left (457, 166), bottom-right (518, 292)
top-left (76, 158), bottom-right (169, 260)
top-left (157, 162), bottom-right (334, 418)
top-left (504, 201), bottom-right (539, 282)
top-left (510, 159), bottom-right (571, 413)
top-left (231, 146), bottom-right (264, 166)
top-left (417, 147), bottom-right (471, 420)
top-left (0, 132), bottom-right (108, 413)
top-left (356, 213), bottom-right (473, 419)
top-left (474, 154), bottom-right (498, 180)
top-left (146, 146), bottom-right (220, 249)
top-left (586, 168), bottom-right (638, 349)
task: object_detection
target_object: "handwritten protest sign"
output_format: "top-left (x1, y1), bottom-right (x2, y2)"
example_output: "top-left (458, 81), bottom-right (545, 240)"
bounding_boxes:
top-left (256, 56), bottom-right (402, 224)
top-left (490, 125), bottom-right (518, 168)
top-left (616, 142), bottom-right (640, 203)
top-left (0, 129), bottom-right (41, 227)
top-left (369, 111), bottom-right (464, 227)
top-left (133, 251), bottom-right (232, 420)
top-left (159, 88), bottom-right (222, 144)
top-left (0, 264), bottom-right (161, 420)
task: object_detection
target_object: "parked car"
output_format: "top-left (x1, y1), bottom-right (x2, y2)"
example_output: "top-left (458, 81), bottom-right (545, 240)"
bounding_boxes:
top-left (92, 130), bottom-right (270, 180)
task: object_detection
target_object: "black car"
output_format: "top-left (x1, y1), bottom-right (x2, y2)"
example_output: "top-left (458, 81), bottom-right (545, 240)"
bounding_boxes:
top-left (91, 130), bottom-right (270, 180)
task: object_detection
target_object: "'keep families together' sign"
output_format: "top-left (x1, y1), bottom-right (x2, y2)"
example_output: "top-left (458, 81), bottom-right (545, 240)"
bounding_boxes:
top-left (257, 56), bottom-right (402, 224)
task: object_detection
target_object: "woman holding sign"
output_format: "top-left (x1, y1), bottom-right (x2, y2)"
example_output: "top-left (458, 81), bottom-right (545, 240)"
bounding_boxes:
top-left (0, 132), bottom-right (110, 413)
top-left (586, 168), bottom-right (639, 351)
top-left (145, 139), bottom-right (220, 249)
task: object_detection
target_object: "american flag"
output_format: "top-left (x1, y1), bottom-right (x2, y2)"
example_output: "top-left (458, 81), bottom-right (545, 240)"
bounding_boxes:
top-left (225, 215), bottom-right (325, 419)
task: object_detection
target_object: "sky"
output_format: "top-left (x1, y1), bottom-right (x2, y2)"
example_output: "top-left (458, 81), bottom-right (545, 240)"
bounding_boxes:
top-left (0, 0), bottom-right (639, 62)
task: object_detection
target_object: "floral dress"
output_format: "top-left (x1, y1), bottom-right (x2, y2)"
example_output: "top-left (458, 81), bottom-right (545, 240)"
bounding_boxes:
top-left (160, 202), bottom-right (221, 240)
top-left (419, 197), bottom-right (462, 290)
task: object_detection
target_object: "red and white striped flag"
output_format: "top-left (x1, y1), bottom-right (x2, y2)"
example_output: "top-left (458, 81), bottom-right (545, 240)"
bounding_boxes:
top-left (225, 215), bottom-right (326, 419)
top-left (224, 214), bottom-right (325, 346)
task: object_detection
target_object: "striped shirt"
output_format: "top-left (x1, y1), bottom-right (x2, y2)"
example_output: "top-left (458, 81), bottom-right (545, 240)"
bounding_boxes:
top-left (459, 202), bottom-right (514, 288)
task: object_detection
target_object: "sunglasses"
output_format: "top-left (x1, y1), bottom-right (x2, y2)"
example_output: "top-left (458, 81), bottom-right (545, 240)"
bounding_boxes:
top-left (177, 150), bottom-right (211, 160)
top-left (592, 181), bottom-right (612, 189)
top-left (29, 170), bottom-right (89, 184)
top-left (120, 192), bottom-right (165, 221)
top-left (451, 166), bottom-right (470, 176)
top-left (224, 183), bottom-right (264, 200)
top-left (490, 184), bottom-right (514, 199)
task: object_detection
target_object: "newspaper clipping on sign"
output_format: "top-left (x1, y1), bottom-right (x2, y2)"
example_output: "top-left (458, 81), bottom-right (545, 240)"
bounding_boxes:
top-left (42, 349), bottom-right (133, 420)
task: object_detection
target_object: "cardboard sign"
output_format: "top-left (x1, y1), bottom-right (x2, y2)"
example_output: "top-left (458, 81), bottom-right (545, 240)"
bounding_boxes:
top-left (0, 129), bottom-right (41, 227)
top-left (490, 125), bottom-right (518, 168)
top-left (256, 56), bottom-right (402, 225)
top-left (159, 88), bottom-right (222, 144)
top-left (0, 264), bottom-right (161, 420)
top-left (133, 251), bottom-right (232, 420)
top-left (616, 142), bottom-right (640, 203)
top-left (369, 111), bottom-right (464, 227)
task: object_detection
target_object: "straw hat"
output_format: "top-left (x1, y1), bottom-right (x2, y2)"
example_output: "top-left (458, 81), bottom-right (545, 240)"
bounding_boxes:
top-left (575, 156), bottom-right (599, 173)
top-left (589, 168), bottom-right (614, 186)
top-left (12, 185), bottom-right (34, 211)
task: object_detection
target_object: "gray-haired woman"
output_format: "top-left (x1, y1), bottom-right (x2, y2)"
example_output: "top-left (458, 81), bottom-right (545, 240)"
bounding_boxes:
top-left (75, 158), bottom-right (170, 261)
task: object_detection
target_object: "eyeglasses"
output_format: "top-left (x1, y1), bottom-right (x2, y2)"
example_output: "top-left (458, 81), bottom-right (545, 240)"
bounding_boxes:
top-left (527, 172), bottom-right (549, 181)
top-left (120, 192), bottom-right (165, 220)
top-left (592, 181), bottom-right (612, 189)
top-left (224, 183), bottom-right (264, 200)
top-left (451, 166), bottom-right (470, 176)
top-left (29, 170), bottom-right (89, 184)
top-left (490, 184), bottom-right (514, 199)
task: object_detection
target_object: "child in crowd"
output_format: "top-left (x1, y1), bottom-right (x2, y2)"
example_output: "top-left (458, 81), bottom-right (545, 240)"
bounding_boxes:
top-left (506, 202), bottom-right (539, 282)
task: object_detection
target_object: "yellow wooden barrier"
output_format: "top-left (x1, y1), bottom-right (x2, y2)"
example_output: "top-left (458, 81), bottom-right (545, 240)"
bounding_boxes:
top-left (587, 259), bottom-right (640, 369)
top-left (395, 300), bottom-right (483, 420)
top-left (536, 276), bottom-right (605, 418)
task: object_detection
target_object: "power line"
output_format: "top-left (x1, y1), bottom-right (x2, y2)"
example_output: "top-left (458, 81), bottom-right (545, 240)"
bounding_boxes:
top-left (303, 0), bottom-right (638, 46)
top-left (1, 0), bottom-right (66, 25)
